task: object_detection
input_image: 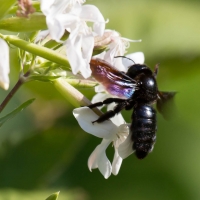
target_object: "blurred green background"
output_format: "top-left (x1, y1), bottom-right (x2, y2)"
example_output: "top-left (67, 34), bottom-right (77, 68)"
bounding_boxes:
top-left (0, 0), bottom-right (200, 199)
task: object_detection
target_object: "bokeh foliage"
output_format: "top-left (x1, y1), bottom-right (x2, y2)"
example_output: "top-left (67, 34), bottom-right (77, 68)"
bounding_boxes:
top-left (0, 0), bottom-right (200, 199)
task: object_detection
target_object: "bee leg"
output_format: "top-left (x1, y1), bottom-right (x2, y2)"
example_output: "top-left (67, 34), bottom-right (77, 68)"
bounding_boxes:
top-left (92, 110), bottom-right (117, 123)
top-left (92, 102), bottom-right (126, 123)
top-left (124, 100), bottom-right (135, 110)
top-left (88, 98), bottom-right (126, 109)
top-left (103, 98), bottom-right (127, 104)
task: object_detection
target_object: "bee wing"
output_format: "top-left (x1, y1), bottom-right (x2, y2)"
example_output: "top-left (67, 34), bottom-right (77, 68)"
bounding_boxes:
top-left (90, 59), bottom-right (136, 99)
top-left (157, 91), bottom-right (177, 120)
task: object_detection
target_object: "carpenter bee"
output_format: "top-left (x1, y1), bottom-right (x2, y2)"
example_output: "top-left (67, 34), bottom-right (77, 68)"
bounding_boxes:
top-left (88, 58), bottom-right (176, 159)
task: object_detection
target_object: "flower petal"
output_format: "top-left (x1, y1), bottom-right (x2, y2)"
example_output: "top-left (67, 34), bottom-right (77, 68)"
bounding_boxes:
top-left (73, 107), bottom-right (118, 139)
top-left (94, 84), bottom-right (105, 93)
top-left (46, 16), bottom-right (65, 41)
top-left (91, 92), bottom-right (110, 110)
top-left (40, 0), bottom-right (73, 16)
top-left (88, 145), bottom-right (99, 170)
top-left (122, 52), bottom-right (145, 68)
top-left (81, 34), bottom-right (94, 62)
top-left (39, 0), bottom-right (55, 15)
top-left (88, 139), bottom-right (112, 179)
top-left (0, 39), bottom-right (9, 90)
top-left (91, 93), bottom-right (110, 104)
top-left (80, 5), bottom-right (105, 35)
top-left (118, 132), bottom-right (134, 159)
top-left (66, 29), bottom-right (92, 78)
top-left (112, 147), bottom-right (123, 175)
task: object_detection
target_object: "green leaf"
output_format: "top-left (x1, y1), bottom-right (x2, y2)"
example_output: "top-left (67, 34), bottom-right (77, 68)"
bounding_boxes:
top-left (0, 98), bottom-right (35, 127)
top-left (0, 0), bottom-right (16, 20)
top-left (46, 192), bottom-right (60, 200)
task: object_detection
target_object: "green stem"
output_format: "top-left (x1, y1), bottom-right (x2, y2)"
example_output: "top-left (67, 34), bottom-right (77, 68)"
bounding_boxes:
top-left (65, 79), bottom-right (97, 88)
top-left (0, 71), bottom-right (30, 113)
top-left (53, 78), bottom-right (102, 116)
top-left (0, 34), bottom-right (70, 70)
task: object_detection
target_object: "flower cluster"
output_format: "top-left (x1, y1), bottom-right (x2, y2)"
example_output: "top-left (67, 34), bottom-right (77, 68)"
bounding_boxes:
top-left (35, 0), bottom-right (145, 178)
top-left (0, 0), bottom-right (145, 178)
top-left (38, 0), bottom-right (106, 78)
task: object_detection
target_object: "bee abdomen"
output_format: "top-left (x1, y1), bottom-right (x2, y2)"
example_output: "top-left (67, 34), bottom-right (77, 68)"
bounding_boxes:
top-left (131, 104), bottom-right (157, 159)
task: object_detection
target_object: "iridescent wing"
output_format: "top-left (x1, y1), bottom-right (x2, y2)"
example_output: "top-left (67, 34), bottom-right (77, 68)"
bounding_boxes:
top-left (90, 58), bottom-right (136, 99)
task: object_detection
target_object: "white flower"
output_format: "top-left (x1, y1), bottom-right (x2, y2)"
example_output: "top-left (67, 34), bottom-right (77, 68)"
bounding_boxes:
top-left (94, 30), bottom-right (142, 71)
top-left (73, 107), bottom-right (129, 178)
top-left (0, 38), bottom-right (10, 90)
top-left (39, 0), bottom-right (106, 78)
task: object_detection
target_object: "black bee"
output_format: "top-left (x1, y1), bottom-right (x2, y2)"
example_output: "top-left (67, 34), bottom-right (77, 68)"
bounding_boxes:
top-left (88, 58), bottom-right (176, 159)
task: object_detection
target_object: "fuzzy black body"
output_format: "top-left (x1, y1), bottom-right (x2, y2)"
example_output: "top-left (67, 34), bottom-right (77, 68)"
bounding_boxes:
top-left (88, 58), bottom-right (175, 159)
top-left (127, 65), bottom-right (158, 159)
top-left (131, 104), bottom-right (157, 159)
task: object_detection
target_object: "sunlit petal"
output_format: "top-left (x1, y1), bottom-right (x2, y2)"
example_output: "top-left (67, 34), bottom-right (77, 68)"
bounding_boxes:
top-left (73, 107), bottom-right (118, 139)
top-left (66, 27), bottom-right (92, 78)
top-left (80, 5), bottom-right (105, 35)
top-left (127, 52), bottom-right (145, 64)
top-left (39, 0), bottom-right (55, 15)
top-left (122, 52), bottom-right (145, 68)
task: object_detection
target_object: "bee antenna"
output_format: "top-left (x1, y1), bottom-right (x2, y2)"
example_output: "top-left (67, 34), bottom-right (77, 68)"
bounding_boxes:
top-left (114, 56), bottom-right (135, 64)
